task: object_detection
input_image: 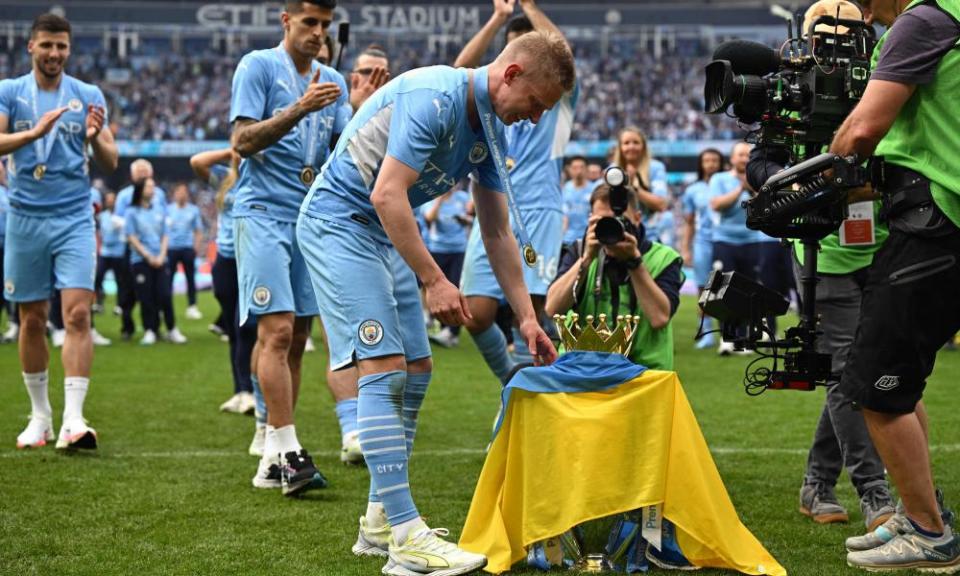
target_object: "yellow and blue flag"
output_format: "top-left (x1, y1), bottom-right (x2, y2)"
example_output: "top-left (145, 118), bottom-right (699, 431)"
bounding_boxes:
top-left (459, 351), bottom-right (786, 576)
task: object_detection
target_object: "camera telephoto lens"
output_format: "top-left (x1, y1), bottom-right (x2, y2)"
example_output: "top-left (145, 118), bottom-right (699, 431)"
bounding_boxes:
top-left (595, 217), bottom-right (626, 245)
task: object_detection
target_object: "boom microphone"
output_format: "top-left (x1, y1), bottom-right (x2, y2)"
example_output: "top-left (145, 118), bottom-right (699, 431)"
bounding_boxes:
top-left (711, 39), bottom-right (782, 76)
top-left (334, 21), bottom-right (350, 70)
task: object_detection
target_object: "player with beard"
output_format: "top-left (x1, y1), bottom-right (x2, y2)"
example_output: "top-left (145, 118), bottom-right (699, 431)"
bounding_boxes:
top-left (0, 13), bottom-right (118, 450)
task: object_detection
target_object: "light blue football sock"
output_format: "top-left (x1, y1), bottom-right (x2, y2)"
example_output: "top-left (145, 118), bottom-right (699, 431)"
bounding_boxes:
top-left (251, 375), bottom-right (267, 425)
top-left (358, 370), bottom-right (417, 524)
top-left (472, 325), bottom-right (516, 386)
top-left (403, 372), bottom-right (430, 456)
top-left (335, 398), bottom-right (359, 437)
top-left (511, 326), bottom-right (534, 364)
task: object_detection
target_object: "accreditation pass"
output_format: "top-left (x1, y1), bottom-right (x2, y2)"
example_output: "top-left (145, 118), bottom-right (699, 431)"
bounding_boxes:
top-left (840, 201), bottom-right (876, 246)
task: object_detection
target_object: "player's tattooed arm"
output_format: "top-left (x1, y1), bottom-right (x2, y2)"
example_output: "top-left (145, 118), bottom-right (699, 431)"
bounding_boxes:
top-left (0, 108), bottom-right (67, 156)
top-left (232, 68), bottom-right (341, 157)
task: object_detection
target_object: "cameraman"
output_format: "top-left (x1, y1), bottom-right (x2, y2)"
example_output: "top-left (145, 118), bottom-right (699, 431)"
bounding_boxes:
top-left (545, 184), bottom-right (684, 370)
top-left (746, 0), bottom-right (895, 534)
top-left (827, 0), bottom-right (960, 568)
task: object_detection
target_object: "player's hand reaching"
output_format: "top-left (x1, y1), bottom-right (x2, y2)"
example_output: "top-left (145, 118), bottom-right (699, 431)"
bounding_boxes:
top-left (31, 106), bottom-right (68, 140)
top-left (86, 104), bottom-right (106, 140)
top-left (299, 68), bottom-right (342, 114)
top-left (424, 276), bottom-right (472, 327)
top-left (494, 0), bottom-right (516, 18)
top-left (350, 65), bottom-right (389, 111)
top-left (519, 317), bottom-right (558, 366)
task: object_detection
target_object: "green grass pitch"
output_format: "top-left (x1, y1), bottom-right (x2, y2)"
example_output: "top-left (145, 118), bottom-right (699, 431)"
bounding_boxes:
top-left (2, 293), bottom-right (958, 576)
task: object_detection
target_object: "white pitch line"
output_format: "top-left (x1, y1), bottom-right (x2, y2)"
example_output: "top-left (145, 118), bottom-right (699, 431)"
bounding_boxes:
top-left (6, 444), bottom-right (960, 459)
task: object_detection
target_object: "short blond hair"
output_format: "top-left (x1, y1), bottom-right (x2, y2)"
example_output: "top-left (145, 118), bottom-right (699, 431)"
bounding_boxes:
top-left (500, 30), bottom-right (575, 93)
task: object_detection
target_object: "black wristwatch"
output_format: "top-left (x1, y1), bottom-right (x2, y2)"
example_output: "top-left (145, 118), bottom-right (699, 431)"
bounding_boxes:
top-left (624, 255), bottom-right (643, 270)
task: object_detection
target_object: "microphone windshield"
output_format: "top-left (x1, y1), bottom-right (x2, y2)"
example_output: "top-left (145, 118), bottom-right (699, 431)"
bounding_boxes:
top-left (338, 21), bottom-right (350, 46)
top-left (712, 40), bottom-right (781, 76)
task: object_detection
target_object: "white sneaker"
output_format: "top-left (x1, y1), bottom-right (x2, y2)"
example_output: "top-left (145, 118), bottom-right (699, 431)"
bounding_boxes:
top-left (353, 516), bottom-right (391, 557)
top-left (16, 415), bottom-right (54, 449)
top-left (341, 430), bottom-right (364, 465)
top-left (165, 327), bottom-right (188, 344)
top-left (55, 419), bottom-right (98, 451)
top-left (1, 322), bottom-right (18, 343)
top-left (237, 392), bottom-right (256, 415)
top-left (248, 425), bottom-right (266, 457)
top-left (252, 456), bottom-right (281, 489)
top-left (91, 328), bottom-right (112, 346)
top-left (51, 329), bottom-right (66, 348)
top-left (429, 328), bottom-right (458, 349)
top-left (304, 336), bottom-right (316, 353)
top-left (717, 340), bottom-right (735, 356)
top-left (220, 393), bottom-right (245, 414)
top-left (140, 330), bottom-right (157, 346)
top-left (385, 524), bottom-right (487, 576)
top-left (185, 305), bottom-right (203, 320)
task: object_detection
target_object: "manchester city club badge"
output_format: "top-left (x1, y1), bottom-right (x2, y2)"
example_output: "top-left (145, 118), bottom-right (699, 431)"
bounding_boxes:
top-left (358, 319), bottom-right (384, 346)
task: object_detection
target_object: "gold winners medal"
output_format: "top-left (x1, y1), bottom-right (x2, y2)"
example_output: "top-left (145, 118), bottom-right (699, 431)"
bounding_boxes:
top-left (33, 164), bottom-right (46, 181)
top-left (522, 244), bottom-right (538, 267)
top-left (299, 166), bottom-right (316, 186)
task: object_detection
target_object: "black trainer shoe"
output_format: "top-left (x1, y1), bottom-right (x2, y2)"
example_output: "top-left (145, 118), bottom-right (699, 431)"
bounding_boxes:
top-left (280, 449), bottom-right (328, 497)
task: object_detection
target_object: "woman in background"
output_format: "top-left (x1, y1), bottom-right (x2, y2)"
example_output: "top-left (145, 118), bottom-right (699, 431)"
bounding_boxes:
top-left (125, 178), bottom-right (186, 345)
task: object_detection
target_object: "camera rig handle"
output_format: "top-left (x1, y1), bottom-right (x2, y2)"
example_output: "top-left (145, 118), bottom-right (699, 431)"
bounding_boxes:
top-left (745, 152), bottom-right (866, 239)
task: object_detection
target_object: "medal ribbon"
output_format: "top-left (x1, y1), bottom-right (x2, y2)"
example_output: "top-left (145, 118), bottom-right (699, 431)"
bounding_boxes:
top-left (30, 75), bottom-right (67, 168)
top-left (472, 67), bottom-right (537, 268)
top-left (276, 44), bottom-right (320, 172)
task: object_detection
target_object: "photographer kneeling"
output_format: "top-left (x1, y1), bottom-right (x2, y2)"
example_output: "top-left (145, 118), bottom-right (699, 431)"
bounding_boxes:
top-left (545, 183), bottom-right (684, 370)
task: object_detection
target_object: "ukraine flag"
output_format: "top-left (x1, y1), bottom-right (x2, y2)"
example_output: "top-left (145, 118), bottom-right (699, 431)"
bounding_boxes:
top-left (459, 351), bottom-right (787, 575)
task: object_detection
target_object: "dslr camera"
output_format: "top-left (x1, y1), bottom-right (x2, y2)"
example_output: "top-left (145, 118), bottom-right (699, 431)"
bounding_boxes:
top-left (595, 166), bottom-right (644, 246)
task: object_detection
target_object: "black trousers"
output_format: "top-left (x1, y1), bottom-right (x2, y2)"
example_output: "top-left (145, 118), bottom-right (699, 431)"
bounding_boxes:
top-left (212, 254), bottom-right (252, 394)
top-left (118, 248), bottom-right (137, 335)
top-left (167, 247), bottom-right (198, 306)
top-left (431, 251), bottom-right (465, 334)
top-left (132, 261), bottom-right (175, 333)
top-left (95, 255), bottom-right (127, 307)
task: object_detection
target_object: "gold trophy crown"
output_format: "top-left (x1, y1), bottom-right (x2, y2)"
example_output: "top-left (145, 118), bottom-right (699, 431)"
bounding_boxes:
top-left (553, 313), bottom-right (640, 356)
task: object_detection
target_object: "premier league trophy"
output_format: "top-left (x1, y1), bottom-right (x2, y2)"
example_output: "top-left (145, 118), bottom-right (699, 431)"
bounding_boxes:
top-left (523, 314), bottom-right (648, 573)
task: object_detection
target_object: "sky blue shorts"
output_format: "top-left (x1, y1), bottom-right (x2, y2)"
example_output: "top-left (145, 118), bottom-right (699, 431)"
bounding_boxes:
top-left (235, 215), bottom-right (319, 325)
top-left (460, 208), bottom-right (562, 299)
top-left (297, 213), bottom-right (431, 370)
top-left (3, 211), bottom-right (95, 302)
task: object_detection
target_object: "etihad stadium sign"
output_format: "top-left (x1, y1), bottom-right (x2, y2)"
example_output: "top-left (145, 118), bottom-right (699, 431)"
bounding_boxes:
top-left (196, 3), bottom-right (480, 33)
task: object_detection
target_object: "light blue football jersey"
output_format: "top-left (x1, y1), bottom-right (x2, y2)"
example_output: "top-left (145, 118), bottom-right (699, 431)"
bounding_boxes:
top-left (681, 180), bottom-right (714, 243)
top-left (125, 205), bottom-right (167, 265)
top-left (230, 45), bottom-right (351, 223)
top-left (98, 209), bottom-right (126, 258)
top-left (0, 73), bottom-right (107, 216)
top-left (424, 189), bottom-right (470, 254)
top-left (301, 65), bottom-right (504, 245)
top-left (505, 83), bottom-right (579, 213)
top-left (167, 203), bottom-right (203, 249)
top-left (209, 164), bottom-right (237, 258)
top-left (709, 171), bottom-right (754, 245)
top-left (561, 178), bottom-right (593, 244)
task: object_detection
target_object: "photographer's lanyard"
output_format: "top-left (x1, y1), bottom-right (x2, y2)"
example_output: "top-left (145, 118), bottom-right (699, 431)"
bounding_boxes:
top-left (593, 254), bottom-right (638, 319)
top-left (471, 67), bottom-right (537, 268)
top-left (276, 44), bottom-right (320, 184)
top-left (30, 76), bottom-right (67, 180)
